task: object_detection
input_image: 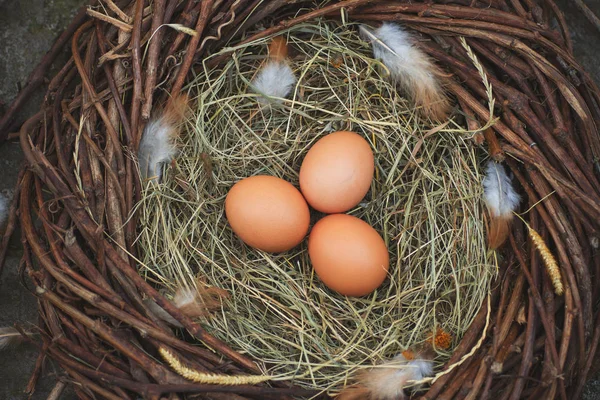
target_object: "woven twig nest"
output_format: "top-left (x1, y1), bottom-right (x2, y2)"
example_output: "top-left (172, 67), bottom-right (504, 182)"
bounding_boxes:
top-left (136, 20), bottom-right (494, 393)
top-left (4, 0), bottom-right (600, 399)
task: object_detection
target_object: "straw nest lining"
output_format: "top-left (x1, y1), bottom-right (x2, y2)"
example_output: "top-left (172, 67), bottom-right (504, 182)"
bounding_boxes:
top-left (137, 21), bottom-right (495, 392)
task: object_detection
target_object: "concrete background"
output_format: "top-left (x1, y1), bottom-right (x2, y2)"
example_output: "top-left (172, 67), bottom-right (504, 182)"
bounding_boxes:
top-left (0, 0), bottom-right (599, 399)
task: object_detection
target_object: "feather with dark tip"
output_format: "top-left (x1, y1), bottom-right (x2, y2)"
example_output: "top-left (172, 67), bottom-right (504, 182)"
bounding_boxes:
top-left (173, 282), bottom-right (229, 319)
top-left (337, 353), bottom-right (434, 400)
top-left (145, 280), bottom-right (229, 326)
top-left (251, 36), bottom-right (296, 107)
top-left (360, 23), bottom-right (451, 121)
top-left (482, 161), bottom-right (520, 249)
top-left (138, 94), bottom-right (189, 183)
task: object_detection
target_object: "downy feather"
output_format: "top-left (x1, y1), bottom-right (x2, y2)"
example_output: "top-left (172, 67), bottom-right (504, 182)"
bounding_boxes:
top-left (482, 161), bottom-right (520, 249)
top-left (138, 95), bottom-right (188, 183)
top-left (337, 353), bottom-right (434, 400)
top-left (482, 161), bottom-right (520, 218)
top-left (145, 280), bottom-right (228, 327)
top-left (172, 282), bottom-right (228, 319)
top-left (252, 37), bottom-right (296, 106)
top-left (360, 23), bottom-right (450, 121)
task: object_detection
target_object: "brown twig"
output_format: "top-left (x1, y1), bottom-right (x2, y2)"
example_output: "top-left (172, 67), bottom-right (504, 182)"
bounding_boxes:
top-left (509, 233), bottom-right (567, 400)
top-left (87, 8), bottom-right (133, 32)
top-left (142, 0), bottom-right (167, 120)
top-left (46, 380), bottom-right (68, 400)
top-left (171, 0), bottom-right (215, 97)
top-left (483, 127), bottom-right (506, 161)
top-left (130, 0), bottom-right (146, 148)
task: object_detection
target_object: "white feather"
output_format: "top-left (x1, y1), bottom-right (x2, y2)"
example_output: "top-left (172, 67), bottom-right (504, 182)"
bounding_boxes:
top-left (368, 355), bottom-right (434, 399)
top-left (483, 160), bottom-right (520, 218)
top-left (0, 193), bottom-right (8, 227)
top-left (360, 22), bottom-right (450, 120)
top-left (338, 353), bottom-right (434, 400)
top-left (173, 286), bottom-right (195, 308)
top-left (361, 23), bottom-right (428, 81)
top-left (391, 353), bottom-right (434, 383)
top-left (406, 358), bottom-right (434, 381)
top-left (142, 287), bottom-right (196, 328)
top-left (138, 117), bottom-right (178, 183)
top-left (252, 61), bottom-right (296, 105)
top-left (144, 283), bottom-right (226, 327)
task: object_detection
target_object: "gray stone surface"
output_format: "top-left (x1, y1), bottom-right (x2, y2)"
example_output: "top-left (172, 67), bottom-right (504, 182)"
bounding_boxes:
top-left (0, 0), bottom-right (85, 126)
top-left (556, 0), bottom-right (600, 87)
top-left (1, 1), bottom-right (599, 399)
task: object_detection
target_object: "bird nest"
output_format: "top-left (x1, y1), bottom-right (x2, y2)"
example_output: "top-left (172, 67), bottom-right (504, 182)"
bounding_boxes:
top-left (4, 0), bottom-right (600, 399)
top-left (136, 21), bottom-right (494, 392)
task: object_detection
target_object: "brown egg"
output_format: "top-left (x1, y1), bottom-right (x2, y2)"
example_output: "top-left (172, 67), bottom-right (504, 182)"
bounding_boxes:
top-left (300, 131), bottom-right (374, 213)
top-left (225, 175), bottom-right (310, 252)
top-left (308, 214), bottom-right (389, 296)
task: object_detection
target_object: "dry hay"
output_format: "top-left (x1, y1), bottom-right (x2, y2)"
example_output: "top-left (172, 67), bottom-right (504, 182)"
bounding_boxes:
top-left (135, 21), bottom-right (495, 393)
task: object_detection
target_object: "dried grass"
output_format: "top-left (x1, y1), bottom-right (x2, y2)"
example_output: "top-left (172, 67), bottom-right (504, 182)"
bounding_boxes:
top-left (135, 21), bottom-right (495, 393)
